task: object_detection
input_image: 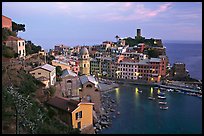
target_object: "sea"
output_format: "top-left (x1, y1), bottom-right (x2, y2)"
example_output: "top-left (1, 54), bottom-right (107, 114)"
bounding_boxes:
top-left (164, 41), bottom-right (202, 80)
top-left (99, 41), bottom-right (202, 134)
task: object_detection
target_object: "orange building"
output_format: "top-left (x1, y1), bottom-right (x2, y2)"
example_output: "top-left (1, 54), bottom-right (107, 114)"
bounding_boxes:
top-left (2, 15), bottom-right (12, 31)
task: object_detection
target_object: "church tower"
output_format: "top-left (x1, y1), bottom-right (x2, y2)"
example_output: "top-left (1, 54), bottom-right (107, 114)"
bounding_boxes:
top-left (79, 47), bottom-right (90, 75)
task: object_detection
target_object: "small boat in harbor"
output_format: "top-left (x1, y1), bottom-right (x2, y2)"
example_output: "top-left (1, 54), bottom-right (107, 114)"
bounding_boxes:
top-left (148, 97), bottom-right (155, 100)
top-left (138, 90), bottom-right (142, 93)
top-left (160, 106), bottom-right (168, 110)
top-left (167, 89), bottom-right (174, 92)
top-left (158, 101), bottom-right (167, 105)
top-left (158, 92), bottom-right (165, 95)
top-left (158, 96), bottom-right (166, 99)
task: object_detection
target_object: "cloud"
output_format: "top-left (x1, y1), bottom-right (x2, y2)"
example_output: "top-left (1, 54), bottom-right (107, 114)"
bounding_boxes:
top-left (100, 2), bottom-right (172, 21)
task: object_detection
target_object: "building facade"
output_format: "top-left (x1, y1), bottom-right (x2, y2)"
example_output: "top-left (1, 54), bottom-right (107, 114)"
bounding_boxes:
top-left (60, 69), bottom-right (80, 97)
top-left (4, 36), bottom-right (26, 59)
top-left (29, 64), bottom-right (56, 86)
top-left (79, 75), bottom-right (101, 114)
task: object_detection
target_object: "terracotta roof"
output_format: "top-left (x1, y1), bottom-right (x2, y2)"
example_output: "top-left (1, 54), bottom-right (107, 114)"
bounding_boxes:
top-left (6, 36), bottom-right (24, 41)
top-left (2, 15), bottom-right (12, 20)
top-left (46, 96), bottom-right (80, 112)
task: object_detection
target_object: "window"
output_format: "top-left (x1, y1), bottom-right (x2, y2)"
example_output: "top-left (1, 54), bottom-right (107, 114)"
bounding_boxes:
top-left (19, 42), bottom-right (20, 46)
top-left (38, 73), bottom-right (41, 75)
top-left (95, 89), bottom-right (99, 92)
top-left (22, 42), bottom-right (24, 46)
top-left (76, 111), bottom-right (82, 120)
top-left (86, 84), bottom-right (92, 88)
top-left (84, 64), bottom-right (86, 67)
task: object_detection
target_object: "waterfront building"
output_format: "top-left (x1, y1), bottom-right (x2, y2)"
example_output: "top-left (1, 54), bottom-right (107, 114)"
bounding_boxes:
top-left (79, 47), bottom-right (90, 75)
top-left (168, 62), bottom-right (189, 80)
top-left (90, 56), bottom-right (113, 77)
top-left (2, 15), bottom-right (12, 31)
top-left (29, 63), bottom-right (56, 86)
top-left (60, 69), bottom-right (80, 97)
top-left (47, 96), bottom-right (94, 133)
top-left (79, 75), bottom-right (101, 114)
top-left (3, 36), bottom-right (26, 59)
top-left (116, 56), bottom-right (166, 82)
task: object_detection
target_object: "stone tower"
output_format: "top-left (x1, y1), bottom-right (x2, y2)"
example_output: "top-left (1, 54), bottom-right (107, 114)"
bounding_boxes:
top-left (79, 47), bottom-right (90, 75)
top-left (137, 29), bottom-right (141, 37)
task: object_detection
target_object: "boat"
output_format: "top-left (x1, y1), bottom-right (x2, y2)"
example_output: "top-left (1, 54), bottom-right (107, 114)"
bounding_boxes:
top-left (138, 90), bottom-right (142, 93)
top-left (158, 96), bottom-right (166, 99)
top-left (158, 101), bottom-right (167, 105)
top-left (167, 89), bottom-right (174, 92)
top-left (158, 92), bottom-right (165, 95)
top-left (148, 97), bottom-right (155, 100)
top-left (160, 106), bottom-right (168, 110)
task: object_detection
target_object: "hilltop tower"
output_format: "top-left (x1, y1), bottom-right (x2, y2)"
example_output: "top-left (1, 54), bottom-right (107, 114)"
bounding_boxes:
top-left (137, 29), bottom-right (141, 37)
top-left (79, 47), bottom-right (90, 75)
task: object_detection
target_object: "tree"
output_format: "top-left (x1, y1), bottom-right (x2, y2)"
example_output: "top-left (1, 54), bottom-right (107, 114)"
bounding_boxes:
top-left (25, 41), bottom-right (42, 55)
top-left (12, 21), bottom-right (25, 33)
top-left (56, 66), bottom-right (63, 82)
top-left (147, 48), bottom-right (159, 58)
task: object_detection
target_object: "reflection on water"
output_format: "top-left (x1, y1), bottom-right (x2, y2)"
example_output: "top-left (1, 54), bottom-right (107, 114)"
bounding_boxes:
top-left (115, 88), bottom-right (120, 101)
top-left (135, 87), bottom-right (139, 98)
top-left (150, 87), bottom-right (153, 97)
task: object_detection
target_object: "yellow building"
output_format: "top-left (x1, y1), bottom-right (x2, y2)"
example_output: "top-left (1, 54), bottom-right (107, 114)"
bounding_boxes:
top-left (72, 102), bottom-right (94, 130)
top-left (79, 47), bottom-right (90, 75)
top-left (47, 96), bottom-right (94, 133)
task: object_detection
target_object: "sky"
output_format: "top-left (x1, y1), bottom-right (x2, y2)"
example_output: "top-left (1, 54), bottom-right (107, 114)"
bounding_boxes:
top-left (2, 2), bottom-right (202, 50)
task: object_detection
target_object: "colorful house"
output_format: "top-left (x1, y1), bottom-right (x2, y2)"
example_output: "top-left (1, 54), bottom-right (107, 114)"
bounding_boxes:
top-left (46, 96), bottom-right (94, 133)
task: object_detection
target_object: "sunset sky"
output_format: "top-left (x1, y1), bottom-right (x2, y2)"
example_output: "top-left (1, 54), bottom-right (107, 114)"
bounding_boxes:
top-left (2, 2), bottom-right (202, 49)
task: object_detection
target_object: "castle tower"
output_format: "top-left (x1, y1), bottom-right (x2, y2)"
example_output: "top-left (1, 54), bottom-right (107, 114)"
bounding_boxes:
top-left (79, 47), bottom-right (90, 75)
top-left (137, 29), bottom-right (141, 37)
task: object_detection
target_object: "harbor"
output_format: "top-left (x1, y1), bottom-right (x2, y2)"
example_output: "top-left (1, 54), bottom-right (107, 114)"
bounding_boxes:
top-left (98, 84), bottom-right (202, 134)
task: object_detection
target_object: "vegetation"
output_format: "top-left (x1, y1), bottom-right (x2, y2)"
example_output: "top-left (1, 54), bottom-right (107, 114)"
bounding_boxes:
top-left (56, 66), bottom-right (63, 81)
top-left (25, 41), bottom-right (42, 55)
top-left (2, 67), bottom-right (80, 134)
top-left (12, 21), bottom-right (25, 33)
top-left (2, 28), bottom-right (17, 41)
top-left (146, 48), bottom-right (160, 58)
top-left (2, 44), bottom-right (18, 58)
top-left (46, 55), bottom-right (55, 65)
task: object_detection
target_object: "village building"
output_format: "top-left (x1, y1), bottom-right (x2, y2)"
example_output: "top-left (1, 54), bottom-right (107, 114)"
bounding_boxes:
top-left (3, 36), bottom-right (26, 59)
top-left (29, 64), bottom-right (56, 87)
top-left (60, 69), bottom-right (80, 97)
top-left (79, 75), bottom-right (101, 114)
top-left (47, 96), bottom-right (95, 134)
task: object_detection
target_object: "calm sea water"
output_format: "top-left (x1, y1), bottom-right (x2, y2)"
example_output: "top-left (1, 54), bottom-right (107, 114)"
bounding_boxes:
top-left (99, 85), bottom-right (202, 134)
top-left (164, 41), bottom-right (202, 80)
